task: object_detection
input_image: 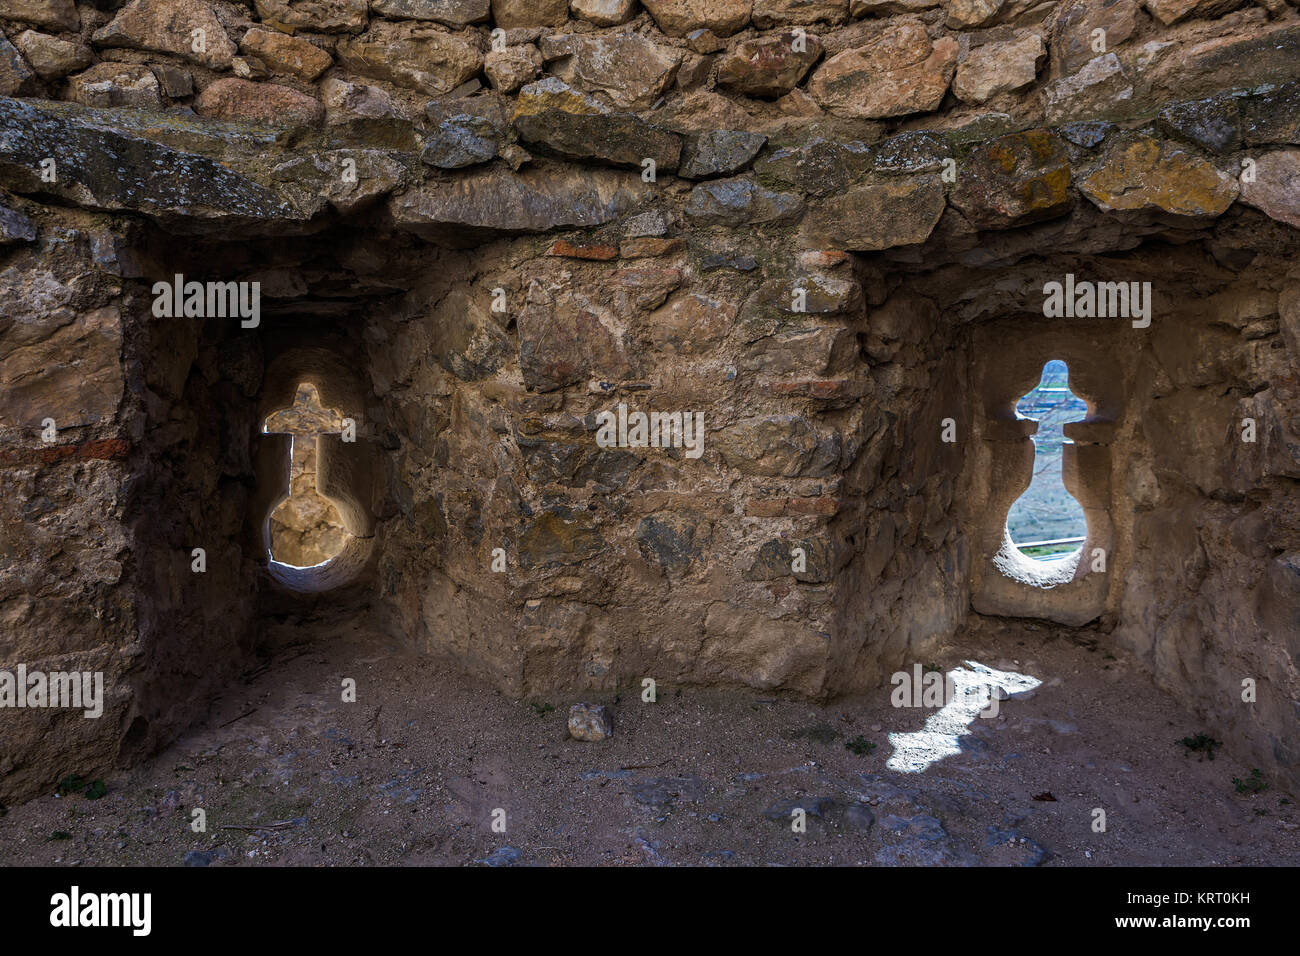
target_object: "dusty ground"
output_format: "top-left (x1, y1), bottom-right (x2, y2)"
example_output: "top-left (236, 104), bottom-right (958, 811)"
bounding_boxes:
top-left (1, 617), bottom-right (1296, 867)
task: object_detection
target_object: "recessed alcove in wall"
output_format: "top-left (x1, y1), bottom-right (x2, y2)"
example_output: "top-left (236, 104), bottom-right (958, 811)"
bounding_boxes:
top-left (965, 319), bottom-right (1129, 626)
top-left (252, 346), bottom-right (381, 594)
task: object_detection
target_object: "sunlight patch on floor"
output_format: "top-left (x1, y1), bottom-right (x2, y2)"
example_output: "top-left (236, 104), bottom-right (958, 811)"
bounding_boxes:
top-left (887, 662), bottom-right (1042, 773)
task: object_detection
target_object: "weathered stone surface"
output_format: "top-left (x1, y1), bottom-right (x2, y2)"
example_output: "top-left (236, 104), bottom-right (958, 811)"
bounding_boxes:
top-left (551, 238), bottom-right (618, 260)
top-left (1042, 52), bottom-right (1131, 123)
top-left (0, 100), bottom-right (303, 228)
top-left (742, 323), bottom-right (853, 375)
top-left (1143, 25), bottom-right (1300, 102)
top-left (519, 438), bottom-right (637, 487)
top-left (745, 537), bottom-right (833, 582)
top-left (1240, 81), bottom-right (1300, 147)
top-left (1142, 0), bottom-right (1244, 25)
top-left (240, 28), bottom-right (333, 82)
top-left (195, 78), bottom-right (325, 126)
top-left (676, 51), bottom-right (712, 91)
top-left (641, 0), bottom-right (753, 36)
top-left (756, 137), bottom-right (872, 195)
top-left (700, 251), bottom-right (759, 272)
top-left (738, 273), bottom-right (862, 340)
top-left (427, 95), bottom-right (505, 134)
top-left (0, 35), bottom-right (36, 97)
top-left (68, 63), bottom-right (162, 109)
top-left (873, 130), bottom-right (949, 174)
top-left (484, 44), bottom-right (542, 93)
top-left (753, 0), bottom-right (848, 25)
top-left (391, 163), bottom-right (647, 237)
top-left (623, 209), bottom-right (670, 237)
top-left (520, 291), bottom-right (630, 390)
top-left (0, 303), bottom-right (122, 428)
top-left (686, 28), bottom-right (725, 53)
top-left (698, 605), bottom-right (830, 692)
top-left (568, 702), bottom-right (613, 740)
top-left (421, 113), bottom-right (501, 168)
top-left (428, 288), bottom-right (511, 379)
top-left (646, 291), bottom-right (736, 351)
top-left (0, 196), bottom-right (35, 243)
top-left (513, 78), bottom-right (681, 171)
top-left (717, 31), bottom-right (823, 98)
top-left (232, 56), bottom-right (270, 81)
top-left (950, 130), bottom-right (1071, 229)
top-left (337, 22), bottom-right (482, 96)
top-left (684, 175), bottom-right (804, 225)
top-left (272, 146), bottom-right (410, 214)
top-left (1239, 150), bottom-right (1300, 229)
top-left (636, 515), bottom-right (699, 574)
top-left (155, 64), bottom-right (194, 95)
top-left (570, 0), bottom-right (639, 24)
top-left (518, 507), bottom-right (604, 567)
top-left (1058, 120), bottom-right (1112, 148)
top-left (678, 129), bottom-right (767, 178)
top-left (320, 77), bottom-right (403, 121)
top-left (0, 0), bottom-right (78, 31)
top-left (954, 31), bottom-right (1044, 105)
top-left (942, 0), bottom-right (1013, 27)
top-left (1157, 94), bottom-right (1242, 153)
top-left (92, 0), bottom-right (236, 70)
top-left (624, 239), bottom-right (685, 261)
top-left (370, 0), bottom-right (490, 25)
top-left (1079, 137), bottom-right (1239, 217)
top-left (1142, 0), bottom-right (1192, 21)
top-left (808, 20), bottom-right (957, 118)
top-left (851, 0), bottom-right (939, 12)
top-left (539, 33), bottom-right (682, 110)
top-left (1051, 0), bottom-right (1139, 76)
top-left (801, 175), bottom-right (944, 249)
top-left (658, 88), bottom-right (754, 132)
top-left (253, 0), bottom-right (369, 32)
top-left (491, 0), bottom-right (569, 26)
top-left (14, 31), bottom-right (91, 81)
top-left (155, 63), bottom-right (193, 95)
top-left (613, 262), bottom-right (678, 307)
top-left (715, 415), bottom-right (839, 477)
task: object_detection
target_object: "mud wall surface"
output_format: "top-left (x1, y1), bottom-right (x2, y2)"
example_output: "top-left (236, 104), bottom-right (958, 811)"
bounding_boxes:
top-left (1, 0), bottom-right (1298, 802)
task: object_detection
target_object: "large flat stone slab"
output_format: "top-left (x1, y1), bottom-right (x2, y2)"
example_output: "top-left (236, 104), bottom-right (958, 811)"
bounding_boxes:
top-left (389, 163), bottom-right (649, 239)
top-left (0, 97), bottom-right (307, 232)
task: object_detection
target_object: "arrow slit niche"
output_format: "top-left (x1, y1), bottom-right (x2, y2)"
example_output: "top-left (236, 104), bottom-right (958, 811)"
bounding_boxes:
top-left (254, 347), bottom-right (379, 594)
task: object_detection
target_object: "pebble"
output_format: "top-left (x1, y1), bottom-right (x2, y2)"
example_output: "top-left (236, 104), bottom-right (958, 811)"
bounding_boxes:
top-left (184, 848), bottom-right (229, 867)
top-left (479, 846), bottom-right (522, 867)
top-left (568, 703), bottom-right (613, 742)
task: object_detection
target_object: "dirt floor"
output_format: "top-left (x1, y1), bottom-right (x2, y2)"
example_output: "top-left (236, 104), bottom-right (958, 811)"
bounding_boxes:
top-left (1, 616), bottom-right (1296, 867)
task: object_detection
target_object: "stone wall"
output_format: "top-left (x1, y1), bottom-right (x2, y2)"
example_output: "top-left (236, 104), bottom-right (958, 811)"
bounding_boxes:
top-left (1, 0), bottom-right (1298, 803)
